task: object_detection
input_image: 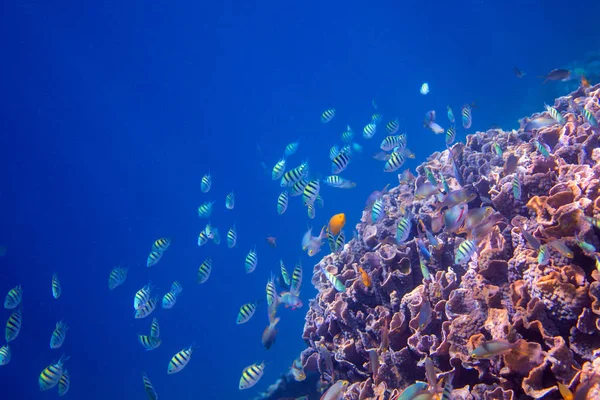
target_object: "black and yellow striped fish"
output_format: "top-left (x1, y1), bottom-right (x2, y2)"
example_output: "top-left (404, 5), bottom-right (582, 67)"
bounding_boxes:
top-left (236, 302), bottom-right (257, 325)
top-left (39, 355), bottom-right (68, 391)
top-left (167, 345), bottom-right (195, 374)
top-left (152, 238), bottom-right (171, 252)
top-left (302, 180), bottom-right (320, 206)
top-left (0, 344), bottom-right (10, 365)
top-left (445, 126), bottom-right (456, 146)
top-left (280, 260), bottom-right (290, 286)
top-left (134, 283), bottom-right (153, 310)
top-left (307, 203), bottom-right (316, 219)
top-left (134, 297), bottom-right (158, 319)
top-left (5, 308), bottom-right (22, 342)
top-left (386, 119), bottom-right (399, 134)
top-left (161, 291), bottom-right (177, 309)
top-left (383, 151), bottom-right (405, 172)
top-left (150, 318), bottom-right (160, 338)
top-left (146, 251), bottom-right (162, 267)
top-left (245, 249), bottom-right (258, 274)
top-left (321, 108), bottom-right (335, 123)
top-left (332, 151), bottom-right (351, 174)
top-left (108, 266), bottom-right (128, 290)
top-left (142, 371), bottom-right (158, 400)
top-left (290, 263), bottom-right (303, 296)
top-left (138, 334), bottom-right (162, 351)
top-left (58, 369), bottom-right (70, 396)
top-left (326, 226), bottom-right (336, 253)
top-left (277, 191), bottom-right (289, 215)
top-left (49, 321), bottom-right (69, 349)
top-left (4, 285), bottom-right (22, 309)
top-left (335, 231), bottom-right (345, 252)
top-left (266, 276), bottom-right (276, 307)
top-left (239, 362), bottom-right (265, 390)
top-left (455, 239), bottom-right (477, 265)
top-left (290, 178), bottom-right (309, 197)
top-left (280, 162), bottom-right (308, 187)
top-left (197, 257), bottom-right (212, 284)
top-left (51, 273), bottom-right (61, 299)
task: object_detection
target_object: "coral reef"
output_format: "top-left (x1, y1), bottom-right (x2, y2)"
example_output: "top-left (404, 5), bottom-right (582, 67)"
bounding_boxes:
top-left (264, 85), bottom-right (600, 399)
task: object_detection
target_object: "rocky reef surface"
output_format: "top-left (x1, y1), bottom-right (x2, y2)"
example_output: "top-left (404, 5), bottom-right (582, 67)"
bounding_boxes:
top-left (260, 85), bottom-right (600, 399)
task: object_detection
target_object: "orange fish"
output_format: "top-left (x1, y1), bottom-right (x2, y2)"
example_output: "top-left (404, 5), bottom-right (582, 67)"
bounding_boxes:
top-left (358, 267), bottom-right (371, 288)
top-left (266, 236), bottom-right (277, 248)
top-left (581, 75), bottom-right (590, 88)
top-left (328, 213), bottom-right (346, 236)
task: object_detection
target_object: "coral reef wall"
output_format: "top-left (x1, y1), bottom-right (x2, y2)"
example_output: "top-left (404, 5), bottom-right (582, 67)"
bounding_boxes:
top-left (297, 85), bottom-right (600, 399)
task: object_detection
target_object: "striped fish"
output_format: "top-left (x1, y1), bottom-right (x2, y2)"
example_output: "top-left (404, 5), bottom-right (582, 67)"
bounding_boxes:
top-left (51, 273), bottom-right (61, 299)
top-left (225, 191), bottom-right (235, 209)
top-left (396, 214), bottom-right (412, 244)
top-left (371, 113), bottom-right (382, 124)
top-left (380, 134), bottom-right (406, 151)
top-left (512, 174), bottom-right (522, 200)
top-left (447, 106), bottom-right (455, 123)
top-left (342, 125), bottom-right (353, 142)
top-left (197, 201), bottom-right (214, 218)
top-left (492, 141), bottom-right (503, 156)
top-left (441, 372), bottom-right (454, 400)
top-left (332, 152), bottom-right (351, 174)
top-left (280, 162), bottom-right (308, 187)
top-left (329, 145), bottom-right (340, 161)
top-left (134, 283), bottom-right (153, 310)
top-left (171, 281), bottom-right (183, 295)
top-left (150, 318), bottom-right (160, 338)
top-left (290, 178), bottom-right (309, 196)
top-left (290, 263), bottom-right (303, 296)
top-left (533, 139), bottom-right (550, 158)
top-left (4, 285), bottom-right (22, 309)
top-left (307, 203), bottom-right (316, 219)
top-left (583, 107), bottom-right (598, 127)
top-left (50, 321), bottom-right (69, 349)
top-left (142, 372), bottom-right (158, 400)
top-left (386, 119), bottom-right (400, 134)
top-left (239, 362), bottom-right (265, 390)
top-left (197, 230), bottom-right (209, 247)
top-left (197, 258), bottom-right (212, 284)
top-left (58, 369), bottom-right (70, 396)
top-left (321, 109), bottom-right (335, 123)
top-left (280, 260), bottom-right (290, 286)
top-left (200, 173), bottom-right (211, 193)
top-left (167, 344), bottom-right (195, 374)
top-left (320, 267), bottom-right (346, 292)
top-left (272, 158), bottom-right (286, 180)
top-left (538, 244), bottom-right (550, 265)
top-left (39, 355), bottom-right (68, 391)
top-left (0, 344), bottom-right (10, 365)
top-left (335, 231), bottom-right (345, 252)
top-left (445, 125), bottom-right (456, 146)
top-left (152, 238), bottom-right (171, 252)
top-left (5, 308), bottom-right (22, 342)
top-left (324, 175), bottom-right (356, 189)
top-left (455, 239), bottom-right (477, 264)
top-left (371, 198), bottom-right (385, 224)
top-left (461, 104), bottom-right (472, 129)
top-left (544, 103), bottom-right (565, 124)
top-left (266, 275), bottom-right (277, 307)
top-left (277, 191), bottom-right (289, 215)
top-left (236, 302), bottom-right (257, 324)
top-left (134, 297), bottom-right (158, 319)
top-left (285, 141), bottom-right (300, 156)
top-left (227, 225), bottom-right (237, 248)
top-left (326, 226), bottom-right (336, 253)
top-left (108, 266), bottom-right (128, 290)
top-left (146, 251), bottom-right (162, 267)
top-left (138, 334), bottom-right (162, 351)
top-left (363, 123), bottom-right (377, 139)
top-left (161, 291), bottom-right (177, 309)
top-left (245, 249), bottom-right (258, 274)
top-left (383, 151), bottom-right (405, 172)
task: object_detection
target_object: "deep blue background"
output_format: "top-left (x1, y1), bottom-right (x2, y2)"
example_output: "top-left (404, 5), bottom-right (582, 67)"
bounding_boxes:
top-left (1, 1), bottom-right (599, 399)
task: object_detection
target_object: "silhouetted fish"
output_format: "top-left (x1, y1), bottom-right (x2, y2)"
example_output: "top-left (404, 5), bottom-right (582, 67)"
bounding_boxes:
top-left (538, 68), bottom-right (571, 83)
top-left (513, 66), bottom-right (525, 78)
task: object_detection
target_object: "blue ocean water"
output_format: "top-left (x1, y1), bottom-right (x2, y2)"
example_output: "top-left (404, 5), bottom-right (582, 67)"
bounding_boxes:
top-left (1, 1), bottom-right (600, 399)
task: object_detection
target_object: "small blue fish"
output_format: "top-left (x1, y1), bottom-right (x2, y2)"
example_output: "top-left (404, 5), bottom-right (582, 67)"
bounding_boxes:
top-left (200, 173), bottom-right (211, 193)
